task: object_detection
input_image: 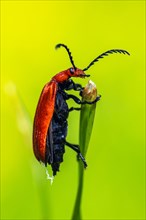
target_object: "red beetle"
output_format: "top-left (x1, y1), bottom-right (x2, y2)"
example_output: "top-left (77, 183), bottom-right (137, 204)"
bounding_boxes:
top-left (33, 44), bottom-right (129, 175)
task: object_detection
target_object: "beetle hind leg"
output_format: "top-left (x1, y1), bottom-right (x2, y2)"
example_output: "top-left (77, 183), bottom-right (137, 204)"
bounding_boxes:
top-left (65, 141), bottom-right (87, 168)
top-left (77, 152), bottom-right (87, 168)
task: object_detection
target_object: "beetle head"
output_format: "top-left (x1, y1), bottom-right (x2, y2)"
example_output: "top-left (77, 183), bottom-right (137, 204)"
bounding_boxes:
top-left (67, 67), bottom-right (90, 78)
top-left (52, 67), bottom-right (90, 83)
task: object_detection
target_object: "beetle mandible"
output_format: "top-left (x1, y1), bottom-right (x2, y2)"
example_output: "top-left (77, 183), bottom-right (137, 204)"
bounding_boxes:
top-left (33, 44), bottom-right (130, 176)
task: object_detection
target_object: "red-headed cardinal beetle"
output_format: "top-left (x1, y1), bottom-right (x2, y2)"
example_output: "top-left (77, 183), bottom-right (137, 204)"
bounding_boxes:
top-left (33, 44), bottom-right (130, 176)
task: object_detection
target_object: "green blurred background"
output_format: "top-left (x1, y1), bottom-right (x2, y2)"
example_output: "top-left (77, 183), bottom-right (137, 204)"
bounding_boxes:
top-left (1, 1), bottom-right (145, 220)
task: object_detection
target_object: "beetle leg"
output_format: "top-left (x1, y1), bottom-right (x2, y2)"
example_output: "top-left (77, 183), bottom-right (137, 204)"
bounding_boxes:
top-left (65, 79), bottom-right (83, 91)
top-left (65, 141), bottom-right (87, 168)
top-left (65, 93), bottom-right (101, 105)
top-left (69, 107), bottom-right (81, 112)
top-left (65, 94), bottom-right (82, 103)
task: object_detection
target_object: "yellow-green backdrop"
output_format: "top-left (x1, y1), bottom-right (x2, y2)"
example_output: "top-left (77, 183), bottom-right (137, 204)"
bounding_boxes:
top-left (1, 1), bottom-right (145, 220)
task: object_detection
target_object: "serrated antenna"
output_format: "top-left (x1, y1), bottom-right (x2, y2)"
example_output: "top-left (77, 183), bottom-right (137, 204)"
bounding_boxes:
top-left (83, 49), bottom-right (130, 71)
top-left (55, 44), bottom-right (76, 70)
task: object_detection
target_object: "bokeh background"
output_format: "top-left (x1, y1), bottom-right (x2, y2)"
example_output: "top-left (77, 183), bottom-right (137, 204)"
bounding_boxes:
top-left (1, 1), bottom-right (145, 220)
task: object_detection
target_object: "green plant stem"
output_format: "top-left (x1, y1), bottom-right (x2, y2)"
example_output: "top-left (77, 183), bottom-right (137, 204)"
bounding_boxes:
top-left (72, 163), bottom-right (84, 220)
top-left (72, 80), bottom-right (98, 220)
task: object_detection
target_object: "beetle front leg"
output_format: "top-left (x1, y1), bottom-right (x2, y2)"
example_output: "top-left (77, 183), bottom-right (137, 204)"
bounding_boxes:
top-left (65, 79), bottom-right (83, 91)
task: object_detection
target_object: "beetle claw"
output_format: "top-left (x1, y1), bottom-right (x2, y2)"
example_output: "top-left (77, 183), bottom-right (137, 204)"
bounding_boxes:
top-left (78, 152), bottom-right (87, 168)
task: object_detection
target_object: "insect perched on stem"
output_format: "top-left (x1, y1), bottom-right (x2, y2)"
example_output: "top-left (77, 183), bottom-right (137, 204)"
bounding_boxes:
top-left (33, 44), bottom-right (130, 176)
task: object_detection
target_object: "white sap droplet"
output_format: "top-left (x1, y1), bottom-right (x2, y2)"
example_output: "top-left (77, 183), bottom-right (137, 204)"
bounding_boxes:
top-left (45, 169), bottom-right (54, 185)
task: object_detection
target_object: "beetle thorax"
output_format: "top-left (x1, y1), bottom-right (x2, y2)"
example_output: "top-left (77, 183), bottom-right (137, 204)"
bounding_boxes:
top-left (52, 70), bottom-right (70, 83)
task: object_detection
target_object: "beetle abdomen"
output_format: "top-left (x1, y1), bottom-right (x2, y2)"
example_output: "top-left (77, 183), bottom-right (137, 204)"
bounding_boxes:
top-left (45, 89), bottom-right (69, 175)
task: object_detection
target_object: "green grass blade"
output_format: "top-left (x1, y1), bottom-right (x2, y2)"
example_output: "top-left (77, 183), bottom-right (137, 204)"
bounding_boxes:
top-left (79, 100), bottom-right (96, 157)
top-left (72, 80), bottom-right (100, 220)
top-left (72, 164), bottom-right (84, 220)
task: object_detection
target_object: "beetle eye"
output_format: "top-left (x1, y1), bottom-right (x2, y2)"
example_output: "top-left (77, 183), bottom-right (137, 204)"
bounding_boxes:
top-left (70, 68), bottom-right (74, 74)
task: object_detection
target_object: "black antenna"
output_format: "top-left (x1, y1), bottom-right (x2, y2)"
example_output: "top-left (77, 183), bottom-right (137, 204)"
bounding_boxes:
top-left (55, 44), bottom-right (76, 70)
top-left (83, 49), bottom-right (130, 71)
